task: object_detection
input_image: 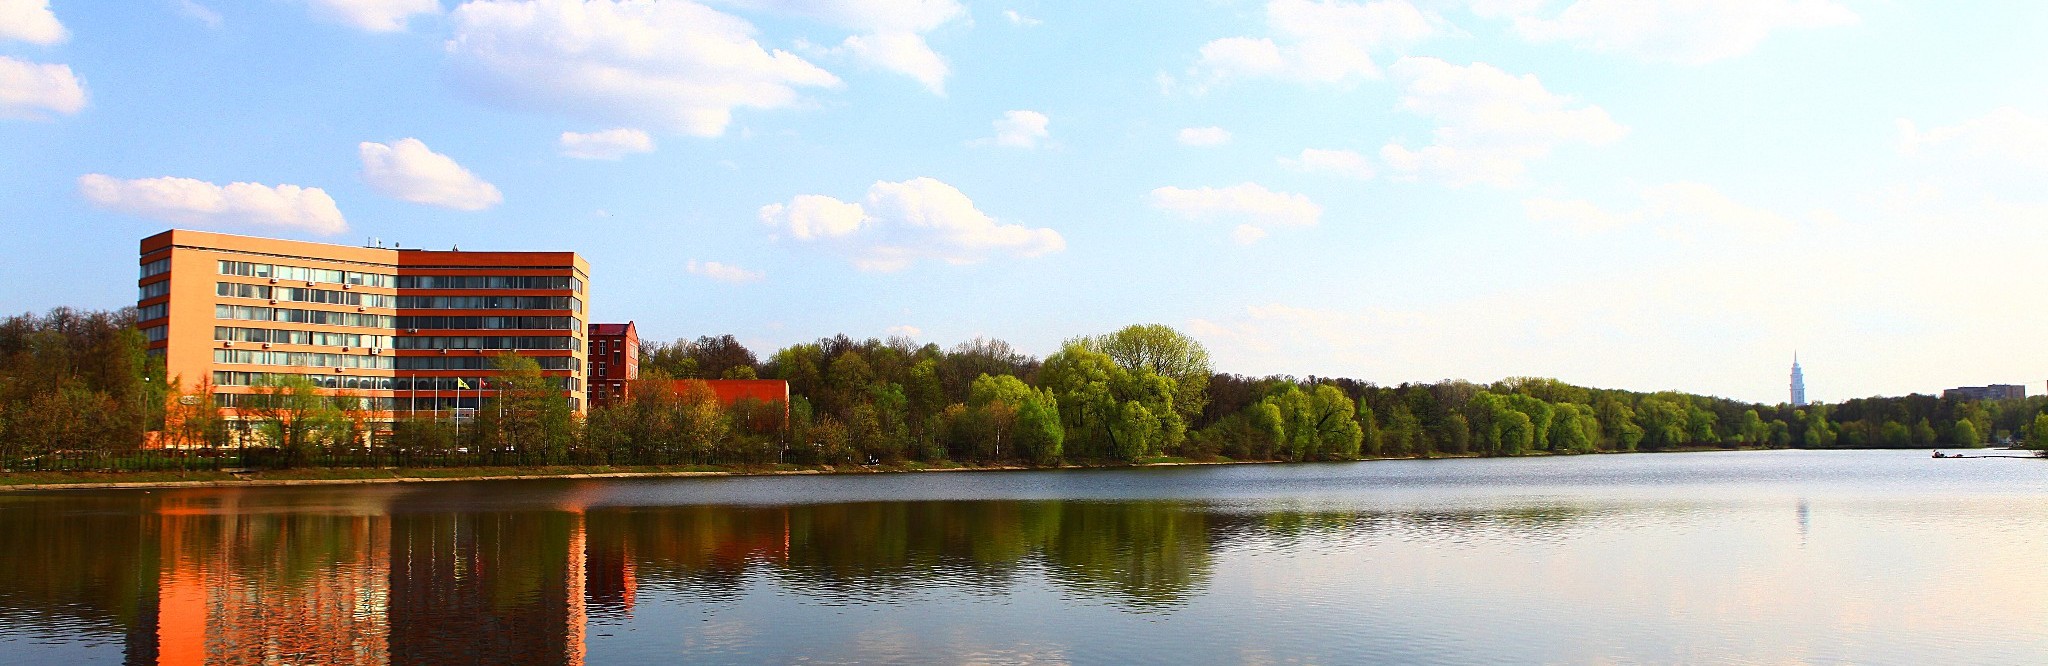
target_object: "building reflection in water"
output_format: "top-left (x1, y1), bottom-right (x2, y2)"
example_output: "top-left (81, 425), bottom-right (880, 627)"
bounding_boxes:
top-left (0, 486), bottom-right (1584, 665)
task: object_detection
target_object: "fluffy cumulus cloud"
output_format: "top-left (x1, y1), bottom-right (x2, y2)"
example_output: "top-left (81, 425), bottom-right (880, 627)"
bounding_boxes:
top-left (1190, 0), bottom-right (1440, 89)
top-left (760, 177), bottom-right (1065, 271)
top-left (307, 0), bottom-right (442, 32)
top-left (559, 128), bottom-right (656, 159)
top-left (708, 0), bottom-right (964, 94)
top-left (1508, 0), bottom-right (1857, 64)
top-left (1177, 126), bottom-right (1232, 146)
top-left (78, 174), bottom-right (349, 235)
top-left (0, 55), bottom-right (85, 119)
top-left (1281, 148), bottom-right (1375, 180)
top-left (0, 0), bottom-right (64, 44)
top-left (446, 0), bottom-right (841, 138)
top-left (1379, 57), bottom-right (1625, 187)
top-left (358, 138), bottom-right (502, 210)
top-left (1149, 182), bottom-right (1322, 244)
top-left (686, 260), bottom-right (765, 283)
top-left (1002, 9), bottom-right (1040, 27)
top-left (975, 110), bottom-right (1049, 148)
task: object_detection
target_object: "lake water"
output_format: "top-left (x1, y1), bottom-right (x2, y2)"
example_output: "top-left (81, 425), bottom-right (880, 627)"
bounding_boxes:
top-left (1, 449), bottom-right (2044, 665)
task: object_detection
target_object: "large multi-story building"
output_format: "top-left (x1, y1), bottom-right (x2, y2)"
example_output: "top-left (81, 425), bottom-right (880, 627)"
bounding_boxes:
top-left (136, 230), bottom-right (589, 423)
top-left (1942, 384), bottom-right (2027, 401)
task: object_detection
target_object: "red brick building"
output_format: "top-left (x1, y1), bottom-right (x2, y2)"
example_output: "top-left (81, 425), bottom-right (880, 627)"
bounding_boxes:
top-left (587, 322), bottom-right (639, 409)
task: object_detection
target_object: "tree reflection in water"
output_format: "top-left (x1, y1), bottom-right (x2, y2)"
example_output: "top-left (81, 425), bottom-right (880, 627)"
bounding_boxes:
top-left (0, 487), bottom-right (1587, 665)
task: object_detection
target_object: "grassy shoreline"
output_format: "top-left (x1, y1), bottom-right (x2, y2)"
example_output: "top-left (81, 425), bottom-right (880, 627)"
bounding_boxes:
top-left (0, 447), bottom-right (1852, 492)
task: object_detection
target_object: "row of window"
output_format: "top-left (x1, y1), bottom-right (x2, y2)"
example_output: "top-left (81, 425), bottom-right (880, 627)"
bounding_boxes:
top-left (218, 260), bottom-right (392, 287)
top-left (392, 336), bottom-right (581, 351)
top-left (395, 356), bottom-right (581, 371)
top-left (217, 282), bottom-right (398, 308)
top-left (138, 303), bottom-right (167, 322)
top-left (214, 349), bottom-right (397, 369)
top-left (142, 325), bottom-right (166, 343)
top-left (214, 326), bottom-right (394, 348)
top-left (217, 305), bottom-right (397, 329)
top-left (214, 372), bottom-right (396, 391)
top-left (397, 316), bottom-right (580, 331)
top-left (139, 280), bottom-right (169, 301)
top-left (140, 258), bottom-right (170, 279)
top-left (396, 275), bottom-right (582, 292)
top-left (393, 295), bottom-right (580, 311)
top-left (214, 393), bottom-right (397, 410)
top-left (211, 372), bottom-right (579, 393)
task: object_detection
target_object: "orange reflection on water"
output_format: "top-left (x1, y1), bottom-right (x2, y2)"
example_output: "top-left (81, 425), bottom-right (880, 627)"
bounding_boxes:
top-left (141, 490), bottom-right (623, 666)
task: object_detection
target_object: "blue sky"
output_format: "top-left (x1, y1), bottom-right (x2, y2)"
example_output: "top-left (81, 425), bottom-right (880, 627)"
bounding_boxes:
top-left (3, 0), bottom-right (2045, 404)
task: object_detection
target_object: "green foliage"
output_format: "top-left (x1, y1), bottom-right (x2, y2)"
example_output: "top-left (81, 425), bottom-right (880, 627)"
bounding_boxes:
top-left (1951, 419), bottom-right (1980, 448)
top-left (245, 375), bottom-right (347, 465)
top-left (1257, 384), bottom-right (1362, 461)
top-left (1084, 324), bottom-right (1212, 427)
top-left (1014, 397), bottom-right (1065, 465)
top-left (2028, 413), bottom-right (2048, 451)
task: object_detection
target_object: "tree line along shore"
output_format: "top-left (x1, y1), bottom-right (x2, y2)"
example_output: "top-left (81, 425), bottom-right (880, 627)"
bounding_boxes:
top-left (3, 307), bottom-right (2045, 476)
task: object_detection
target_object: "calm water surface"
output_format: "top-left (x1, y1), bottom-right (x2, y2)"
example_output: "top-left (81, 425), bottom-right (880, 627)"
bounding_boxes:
top-left (2, 449), bottom-right (2044, 665)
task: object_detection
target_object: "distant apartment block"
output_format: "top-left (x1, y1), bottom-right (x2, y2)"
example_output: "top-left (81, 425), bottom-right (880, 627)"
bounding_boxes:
top-left (1941, 384), bottom-right (2027, 401)
top-left (137, 230), bottom-right (590, 421)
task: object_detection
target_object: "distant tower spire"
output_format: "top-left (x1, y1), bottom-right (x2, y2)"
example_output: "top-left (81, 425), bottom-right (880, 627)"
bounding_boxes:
top-left (1790, 353), bottom-right (1807, 407)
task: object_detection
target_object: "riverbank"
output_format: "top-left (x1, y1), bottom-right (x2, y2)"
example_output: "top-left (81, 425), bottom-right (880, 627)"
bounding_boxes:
top-left (0, 458), bottom-right (1237, 492)
top-left (6, 446), bottom-right (2024, 492)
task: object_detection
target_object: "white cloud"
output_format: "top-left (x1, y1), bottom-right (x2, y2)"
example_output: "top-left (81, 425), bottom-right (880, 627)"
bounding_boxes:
top-left (686, 260), bottom-right (765, 283)
top-left (559, 128), bottom-right (656, 160)
top-left (1512, 0), bottom-right (1856, 64)
top-left (1177, 126), bottom-right (1232, 146)
top-left (1379, 57), bottom-right (1625, 187)
top-left (446, 0), bottom-right (842, 138)
top-left (761, 177), bottom-right (1065, 271)
top-left (1003, 9), bottom-right (1041, 27)
top-left (1191, 0), bottom-right (1441, 89)
top-left (307, 0), bottom-right (441, 32)
top-left (707, 0), bottom-right (964, 94)
top-left (1149, 182), bottom-right (1322, 244)
top-left (840, 31), bottom-right (950, 94)
top-left (0, 56), bottom-right (84, 120)
top-left (1281, 148), bottom-right (1375, 180)
top-left (1898, 107), bottom-right (2048, 171)
top-left (758, 194), bottom-right (870, 240)
top-left (975, 110), bottom-right (1050, 148)
top-left (0, 0), bottom-right (65, 45)
top-left (179, 0), bottom-right (224, 28)
top-left (358, 138), bottom-right (503, 211)
top-left (887, 324), bottom-right (923, 337)
top-left (78, 174), bottom-right (348, 235)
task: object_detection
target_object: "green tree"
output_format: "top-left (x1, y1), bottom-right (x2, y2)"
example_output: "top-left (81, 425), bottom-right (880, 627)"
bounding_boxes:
top-left (244, 375), bottom-right (344, 466)
top-left (2027, 413), bottom-right (2048, 451)
top-left (1741, 410), bottom-right (1768, 445)
top-left (1880, 421), bottom-right (1911, 447)
top-left (480, 353), bottom-right (575, 461)
top-left (1014, 397), bottom-right (1065, 465)
top-left (1911, 418), bottom-right (1938, 447)
top-left (1085, 324), bottom-right (1212, 426)
top-left (1951, 419), bottom-right (1981, 448)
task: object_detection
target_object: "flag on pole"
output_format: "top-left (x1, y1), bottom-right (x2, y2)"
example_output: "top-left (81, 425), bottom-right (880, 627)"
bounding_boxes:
top-left (455, 378), bottom-right (471, 390)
